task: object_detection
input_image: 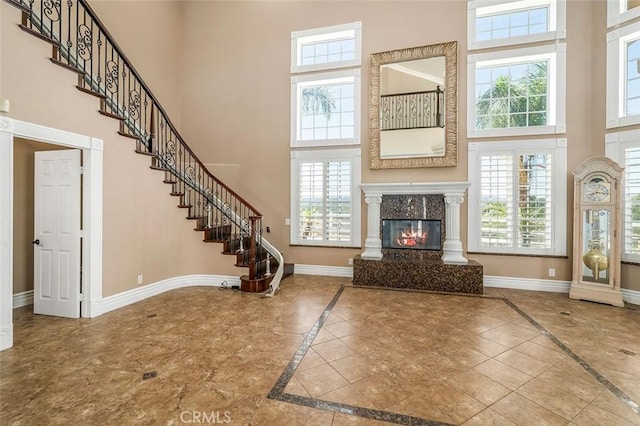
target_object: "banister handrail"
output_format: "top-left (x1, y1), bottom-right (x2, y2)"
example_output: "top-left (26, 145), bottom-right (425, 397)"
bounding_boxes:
top-left (74, 0), bottom-right (262, 217)
top-left (4, 0), bottom-right (285, 292)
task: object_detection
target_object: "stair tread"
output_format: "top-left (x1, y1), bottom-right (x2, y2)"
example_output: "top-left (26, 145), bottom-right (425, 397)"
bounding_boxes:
top-left (76, 85), bottom-right (106, 99)
top-left (163, 180), bottom-right (177, 184)
top-left (150, 165), bottom-right (169, 171)
top-left (99, 110), bottom-right (124, 121)
top-left (177, 204), bottom-right (192, 208)
top-left (50, 57), bottom-right (84, 75)
top-left (19, 24), bottom-right (57, 45)
top-left (134, 148), bottom-right (156, 156)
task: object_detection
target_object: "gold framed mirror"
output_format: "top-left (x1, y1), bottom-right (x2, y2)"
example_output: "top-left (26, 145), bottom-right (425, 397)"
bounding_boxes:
top-left (369, 41), bottom-right (457, 169)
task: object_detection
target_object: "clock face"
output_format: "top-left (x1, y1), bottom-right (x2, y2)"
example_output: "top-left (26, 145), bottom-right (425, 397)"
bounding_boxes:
top-left (585, 178), bottom-right (610, 202)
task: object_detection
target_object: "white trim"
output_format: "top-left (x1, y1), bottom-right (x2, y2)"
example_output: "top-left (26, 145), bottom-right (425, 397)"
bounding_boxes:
top-left (99, 274), bottom-right (241, 315)
top-left (606, 22), bottom-right (640, 129)
top-left (0, 125), bottom-right (14, 351)
top-left (622, 288), bottom-right (640, 305)
top-left (605, 129), bottom-right (640, 264)
top-left (293, 264), bottom-right (353, 278)
top-left (290, 147), bottom-right (361, 248)
top-left (290, 69), bottom-right (361, 148)
top-left (0, 118), bottom-right (103, 351)
top-left (607, 0), bottom-right (640, 28)
top-left (484, 275), bottom-right (570, 292)
top-left (13, 290), bottom-right (34, 309)
top-left (468, 0), bottom-right (566, 51)
top-left (485, 274), bottom-right (640, 305)
top-left (291, 21), bottom-right (362, 73)
top-left (360, 182), bottom-right (470, 197)
top-left (467, 43), bottom-right (566, 138)
top-left (468, 138), bottom-right (567, 256)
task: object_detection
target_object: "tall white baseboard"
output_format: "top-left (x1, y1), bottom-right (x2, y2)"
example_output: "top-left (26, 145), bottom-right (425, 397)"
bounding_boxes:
top-left (12, 290), bottom-right (34, 309)
top-left (622, 288), bottom-right (640, 306)
top-left (484, 274), bottom-right (640, 305)
top-left (99, 274), bottom-right (240, 315)
top-left (294, 264), bottom-right (353, 278)
top-left (483, 275), bottom-right (571, 293)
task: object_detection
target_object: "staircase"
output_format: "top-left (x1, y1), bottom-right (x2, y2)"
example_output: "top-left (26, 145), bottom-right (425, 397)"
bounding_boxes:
top-left (4, 0), bottom-right (284, 294)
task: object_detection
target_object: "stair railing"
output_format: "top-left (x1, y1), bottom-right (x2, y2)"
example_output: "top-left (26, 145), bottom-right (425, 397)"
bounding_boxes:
top-left (6, 0), bottom-right (284, 294)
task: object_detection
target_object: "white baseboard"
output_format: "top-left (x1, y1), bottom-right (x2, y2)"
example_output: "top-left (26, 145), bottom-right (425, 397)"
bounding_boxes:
top-left (484, 275), bottom-right (571, 293)
top-left (99, 274), bottom-right (240, 315)
top-left (13, 290), bottom-right (33, 309)
top-left (294, 264), bottom-right (353, 278)
top-left (622, 288), bottom-right (640, 306)
top-left (484, 275), bottom-right (640, 305)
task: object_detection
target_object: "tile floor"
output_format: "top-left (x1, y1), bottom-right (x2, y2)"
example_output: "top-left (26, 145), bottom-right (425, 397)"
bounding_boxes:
top-left (1, 275), bottom-right (639, 425)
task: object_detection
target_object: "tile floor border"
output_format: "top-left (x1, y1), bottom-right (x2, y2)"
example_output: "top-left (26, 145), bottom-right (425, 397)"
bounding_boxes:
top-left (501, 298), bottom-right (640, 415)
top-left (268, 284), bottom-right (640, 424)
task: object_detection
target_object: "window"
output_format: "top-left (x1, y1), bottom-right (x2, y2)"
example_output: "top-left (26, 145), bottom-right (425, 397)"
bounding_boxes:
top-left (468, 0), bottom-right (566, 50)
top-left (468, 139), bottom-right (567, 255)
top-left (290, 23), bottom-right (362, 248)
top-left (606, 129), bottom-right (640, 262)
top-left (606, 21), bottom-right (640, 128)
top-left (291, 22), bottom-right (362, 73)
top-left (291, 69), bottom-right (360, 147)
top-left (290, 149), bottom-right (361, 247)
top-left (468, 44), bottom-right (566, 138)
top-left (607, 0), bottom-right (640, 27)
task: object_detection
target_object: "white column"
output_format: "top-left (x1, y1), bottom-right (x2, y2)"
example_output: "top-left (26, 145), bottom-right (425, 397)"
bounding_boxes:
top-left (361, 194), bottom-right (383, 260)
top-left (442, 194), bottom-right (468, 264)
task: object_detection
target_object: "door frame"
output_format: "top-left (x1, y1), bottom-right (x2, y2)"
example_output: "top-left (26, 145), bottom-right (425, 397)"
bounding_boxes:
top-left (0, 117), bottom-right (103, 350)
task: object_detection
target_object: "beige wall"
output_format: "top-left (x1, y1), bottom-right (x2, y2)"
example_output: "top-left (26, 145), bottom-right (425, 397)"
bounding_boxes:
top-left (88, 0), bottom-right (184, 127)
top-left (178, 0), bottom-right (640, 291)
top-left (12, 139), bottom-right (66, 295)
top-left (2, 0), bottom-right (639, 296)
top-left (1, 1), bottom-right (238, 298)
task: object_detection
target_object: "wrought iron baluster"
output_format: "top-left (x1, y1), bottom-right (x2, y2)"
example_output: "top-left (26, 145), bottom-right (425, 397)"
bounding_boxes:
top-left (66, 0), bottom-right (71, 63)
top-left (96, 27), bottom-right (101, 95)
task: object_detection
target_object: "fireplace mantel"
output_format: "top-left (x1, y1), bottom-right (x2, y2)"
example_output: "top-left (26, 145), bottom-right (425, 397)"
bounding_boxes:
top-left (361, 182), bottom-right (470, 264)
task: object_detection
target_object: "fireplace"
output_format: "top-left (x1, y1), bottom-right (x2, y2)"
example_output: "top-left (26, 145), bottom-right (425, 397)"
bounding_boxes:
top-left (382, 219), bottom-right (442, 250)
top-left (354, 182), bottom-right (483, 294)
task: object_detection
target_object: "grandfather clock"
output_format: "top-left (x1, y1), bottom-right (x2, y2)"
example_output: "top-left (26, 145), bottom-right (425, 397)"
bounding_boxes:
top-left (570, 157), bottom-right (624, 307)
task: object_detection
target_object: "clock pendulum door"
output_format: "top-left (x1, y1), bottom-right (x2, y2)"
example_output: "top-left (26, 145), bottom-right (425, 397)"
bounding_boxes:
top-left (581, 209), bottom-right (609, 283)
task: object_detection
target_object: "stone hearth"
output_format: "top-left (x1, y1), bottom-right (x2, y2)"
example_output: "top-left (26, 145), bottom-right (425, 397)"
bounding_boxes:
top-left (353, 256), bottom-right (483, 294)
top-left (354, 182), bottom-right (483, 294)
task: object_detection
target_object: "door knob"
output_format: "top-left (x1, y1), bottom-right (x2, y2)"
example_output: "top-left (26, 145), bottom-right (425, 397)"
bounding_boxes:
top-left (32, 239), bottom-right (40, 245)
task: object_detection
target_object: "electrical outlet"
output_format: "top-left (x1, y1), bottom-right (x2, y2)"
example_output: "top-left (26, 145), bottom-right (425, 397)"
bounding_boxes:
top-left (137, 274), bottom-right (143, 284)
top-left (348, 258), bottom-right (353, 265)
top-left (548, 268), bottom-right (556, 278)
top-left (285, 218), bottom-right (291, 226)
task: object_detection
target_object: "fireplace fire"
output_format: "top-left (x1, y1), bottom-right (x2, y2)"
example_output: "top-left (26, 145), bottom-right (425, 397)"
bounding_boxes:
top-left (382, 219), bottom-right (441, 250)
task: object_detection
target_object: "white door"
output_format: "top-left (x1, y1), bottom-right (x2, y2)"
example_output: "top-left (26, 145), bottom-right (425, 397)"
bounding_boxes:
top-left (34, 149), bottom-right (81, 318)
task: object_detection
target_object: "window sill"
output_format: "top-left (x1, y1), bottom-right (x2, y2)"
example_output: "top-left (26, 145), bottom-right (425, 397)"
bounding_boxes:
top-left (290, 244), bottom-right (362, 249)
top-left (466, 251), bottom-right (569, 259)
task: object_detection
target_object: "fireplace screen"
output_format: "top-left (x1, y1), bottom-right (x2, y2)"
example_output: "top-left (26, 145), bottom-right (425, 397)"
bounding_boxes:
top-left (382, 219), bottom-right (441, 250)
